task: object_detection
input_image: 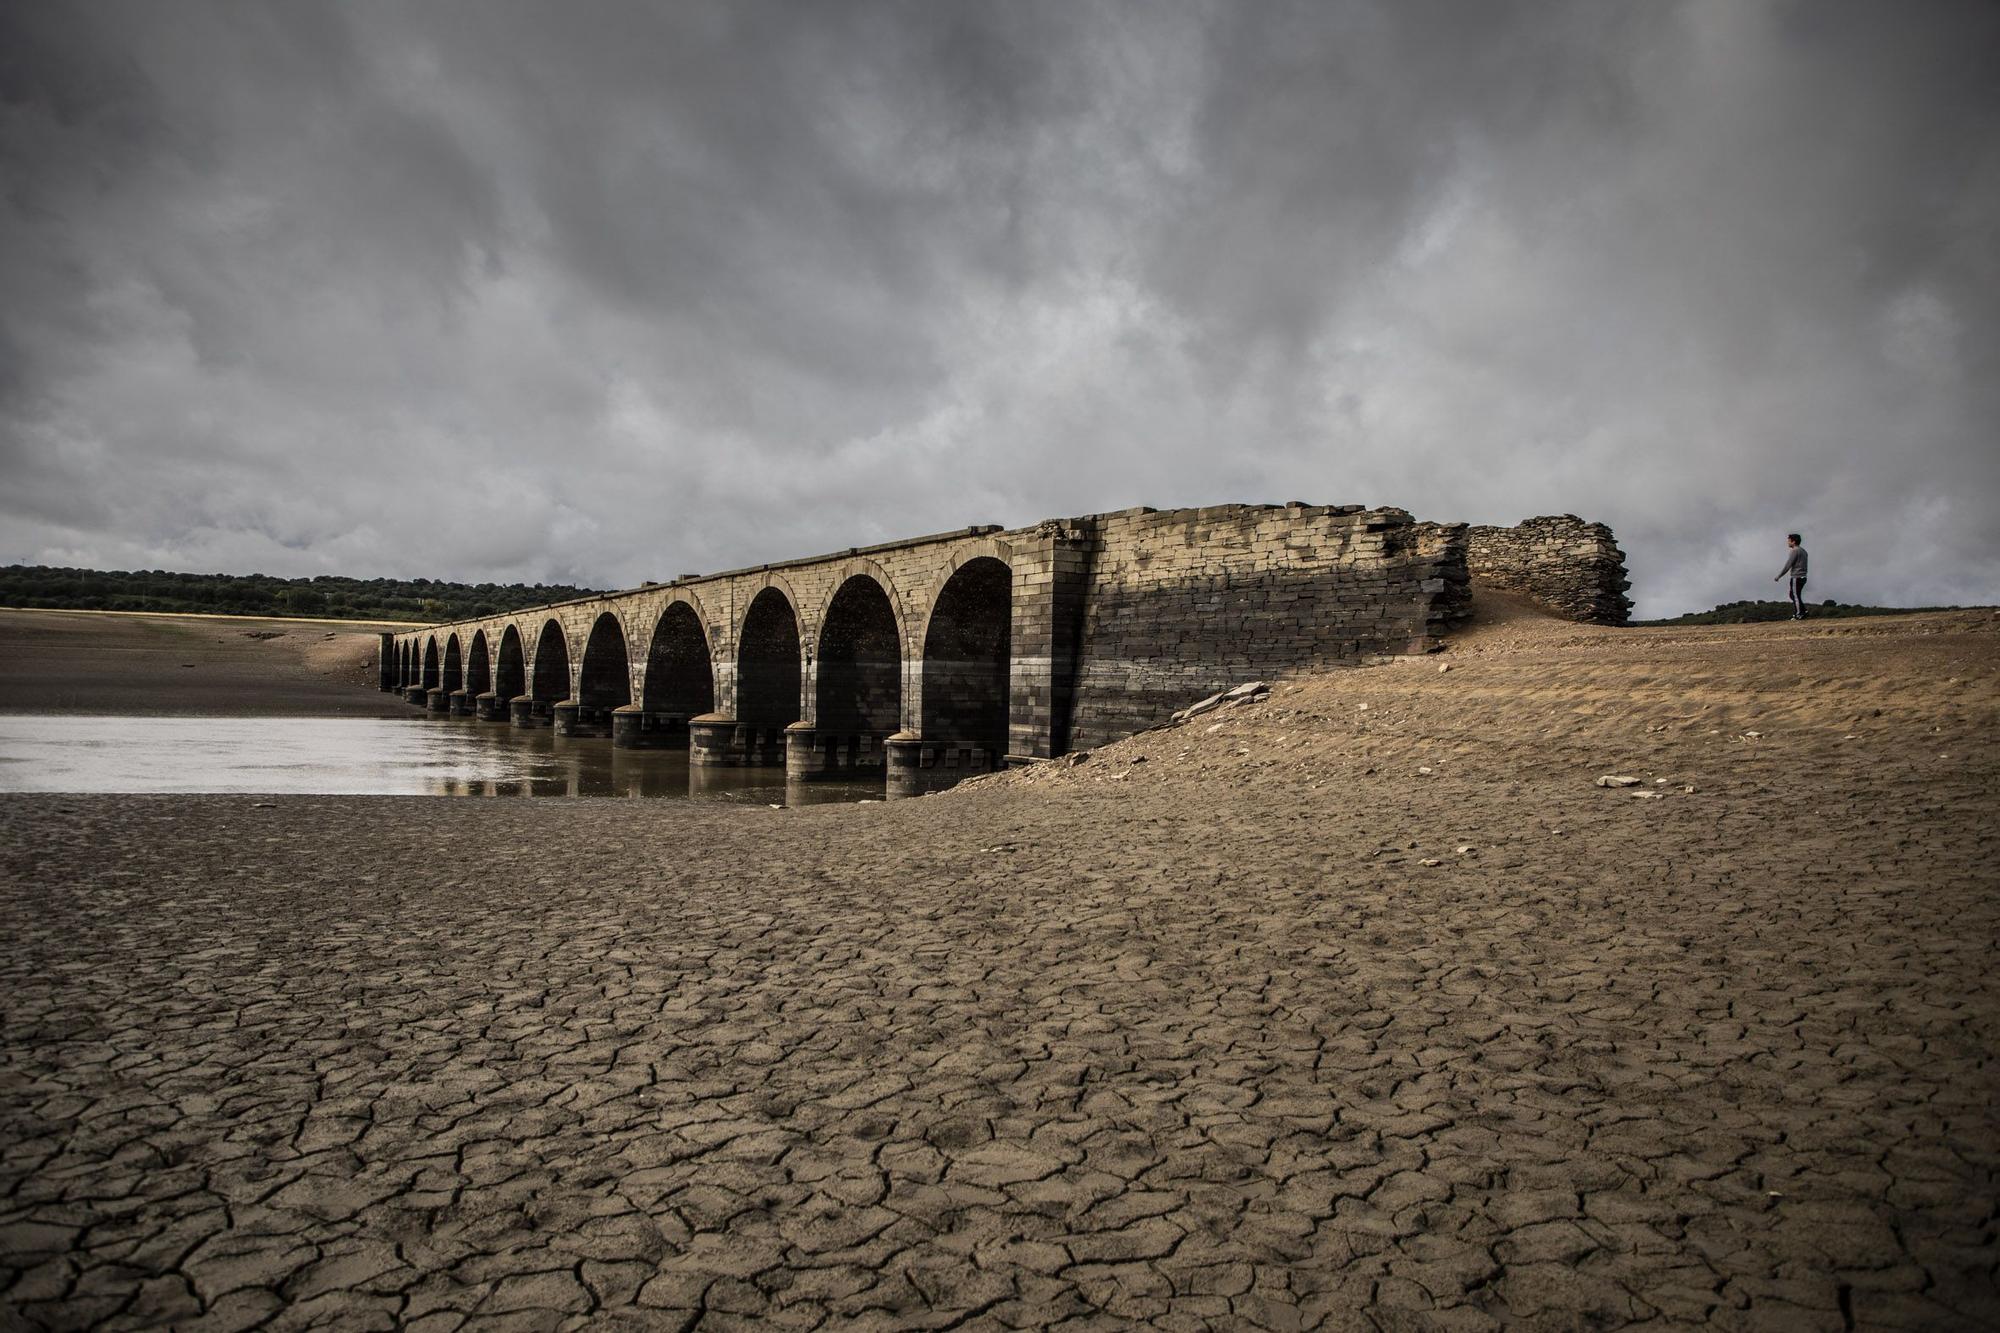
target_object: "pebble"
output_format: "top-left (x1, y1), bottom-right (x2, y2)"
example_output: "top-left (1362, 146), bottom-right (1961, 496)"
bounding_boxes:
top-left (1596, 775), bottom-right (1643, 787)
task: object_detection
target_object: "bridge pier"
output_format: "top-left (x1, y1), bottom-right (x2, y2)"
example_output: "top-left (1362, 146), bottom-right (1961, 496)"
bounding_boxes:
top-left (474, 692), bottom-right (504, 721)
top-left (688, 714), bottom-right (786, 767)
top-left (509, 695), bottom-right (553, 728)
top-left (553, 701), bottom-right (614, 739)
top-left (885, 732), bottom-right (1003, 799)
top-left (403, 685), bottom-right (428, 706)
top-left (448, 689), bottom-right (474, 717)
top-left (688, 715), bottom-right (736, 765)
top-left (785, 725), bottom-right (893, 781)
top-left (611, 706), bottom-right (691, 749)
top-left (784, 723), bottom-right (823, 778)
top-left (886, 733), bottom-right (925, 799)
top-left (425, 687), bottom-right (450, 714)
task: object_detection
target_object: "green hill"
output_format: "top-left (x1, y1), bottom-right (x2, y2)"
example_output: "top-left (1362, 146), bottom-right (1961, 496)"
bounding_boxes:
top-left (1636, 598), bottom-right (1966, 626)
top-left (0, 565), bottom-right (603, 624)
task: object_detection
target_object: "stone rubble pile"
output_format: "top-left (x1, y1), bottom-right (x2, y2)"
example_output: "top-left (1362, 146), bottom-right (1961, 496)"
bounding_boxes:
top-left (1161, 680), bottom-right (1272, 728)
top-left (1466, 514), bottom-right (1633, 624)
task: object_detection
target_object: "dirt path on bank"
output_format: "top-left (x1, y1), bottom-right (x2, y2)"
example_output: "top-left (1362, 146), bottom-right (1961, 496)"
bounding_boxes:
top-left (1, 600), bottom-right (1996, 1329)
top-left (0, 610), bottom-right (409, 716)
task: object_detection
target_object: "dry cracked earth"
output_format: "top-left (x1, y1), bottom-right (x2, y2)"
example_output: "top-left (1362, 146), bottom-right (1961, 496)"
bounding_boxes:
top-left (2, 604), bottom-right (1997, 1330)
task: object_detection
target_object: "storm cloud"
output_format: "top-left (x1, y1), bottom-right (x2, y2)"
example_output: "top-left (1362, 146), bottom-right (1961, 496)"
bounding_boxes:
top-left (2, 0), bottom-right (1995, 615)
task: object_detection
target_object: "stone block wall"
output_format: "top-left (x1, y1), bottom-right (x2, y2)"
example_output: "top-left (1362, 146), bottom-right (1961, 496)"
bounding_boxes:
top-left (1063, 504), bottom-right (1470, 748)
top-left (390, 501), bottom-right (1636, 767)
top-left (1466, 515), bottom-right (1632, 624)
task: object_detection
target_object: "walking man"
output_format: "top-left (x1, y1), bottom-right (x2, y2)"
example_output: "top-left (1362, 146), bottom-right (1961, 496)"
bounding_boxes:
top-left (1774, 533), bottom-right (1809, 619)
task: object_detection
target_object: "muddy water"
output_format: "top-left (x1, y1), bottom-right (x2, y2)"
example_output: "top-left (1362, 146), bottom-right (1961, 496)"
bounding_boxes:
top-left (0, 715), bottom-right (881, 803)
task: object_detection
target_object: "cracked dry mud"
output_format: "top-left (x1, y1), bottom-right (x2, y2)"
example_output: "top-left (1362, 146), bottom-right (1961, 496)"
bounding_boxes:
top-left (3, 604), bottom-right (1997, 1330)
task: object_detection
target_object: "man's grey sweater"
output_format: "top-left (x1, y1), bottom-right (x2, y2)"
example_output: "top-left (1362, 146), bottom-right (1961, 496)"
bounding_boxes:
top-left (1779, 547), bottom-right (1808, 580)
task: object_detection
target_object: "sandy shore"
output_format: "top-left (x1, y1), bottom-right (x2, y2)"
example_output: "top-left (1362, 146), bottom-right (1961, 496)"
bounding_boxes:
top-left (1, 599), bottom-right (1996, 1329)
top-left (0, 609), bottom-right (410, 716)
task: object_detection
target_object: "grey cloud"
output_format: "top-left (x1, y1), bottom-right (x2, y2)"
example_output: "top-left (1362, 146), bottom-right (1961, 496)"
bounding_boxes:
top-left (1, 0), bottom-right (1995, 615)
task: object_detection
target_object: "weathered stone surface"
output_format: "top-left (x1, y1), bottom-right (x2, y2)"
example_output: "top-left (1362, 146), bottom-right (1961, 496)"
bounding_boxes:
top-left (386, 502), bottom-right (1495, 766)
top-left (1467, 514), bottom-right (1633, 624)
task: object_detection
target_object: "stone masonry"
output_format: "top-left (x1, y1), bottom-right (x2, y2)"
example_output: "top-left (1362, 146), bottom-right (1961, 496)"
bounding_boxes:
top-left (384, 504), bottom-right (1612, 789)
top-left (1466, 514), bottom-right (1633, 624)
top-left (1062, 505), bottom-right (1467, 749)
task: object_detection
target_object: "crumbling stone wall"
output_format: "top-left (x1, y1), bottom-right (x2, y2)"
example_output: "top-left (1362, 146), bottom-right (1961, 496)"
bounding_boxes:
top-left (1063, 504), bottom-right (1470, 748)
top-left (1466, 515), bottom-right (1632, 625)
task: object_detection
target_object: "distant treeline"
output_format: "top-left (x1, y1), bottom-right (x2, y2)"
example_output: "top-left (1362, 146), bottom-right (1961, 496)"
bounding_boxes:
top-left (0, 565), bottom-right (603, 623)
top-left (1636, 598), bottom-right (1965, 626)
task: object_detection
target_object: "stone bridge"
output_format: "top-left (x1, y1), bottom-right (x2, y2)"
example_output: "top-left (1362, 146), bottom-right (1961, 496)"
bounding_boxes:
top-left (380, 503), bottom-right (1624, 796)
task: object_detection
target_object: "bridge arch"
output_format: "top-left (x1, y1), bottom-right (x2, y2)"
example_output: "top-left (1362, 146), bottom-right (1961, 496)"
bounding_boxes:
top-left (466, 630), bottom-right (490, 697)
top-left (916, 538), bottom-right (1013, 615)
top-left (442, 634), bottom-right (463, 695)
top-left (397, 641), bottom-right (409, 687)
top-left (530, 619), bottom-right (570, 702)
top-left (920, 555), bottom-right (1012, 763)
top-left (739, 571), bottom-right (803, 645)
top-left (644, 599), bottom-right (715, 717)
top-left (578, 612), bottom-right (631, 712)
top-left (737, 584), bottom-right (802, 744)
top-left (816, 572), bottom-right (902, 763)
top-left (422, 637), bottom-right (439, 690)
top-left (808, 558), bottom-right (907, 647)
top-left (495, 625), bottom-right (526, 699)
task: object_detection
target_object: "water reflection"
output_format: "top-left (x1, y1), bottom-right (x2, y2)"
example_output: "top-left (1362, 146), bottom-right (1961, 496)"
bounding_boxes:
top-left (0, 714), bottom-right (881, 803)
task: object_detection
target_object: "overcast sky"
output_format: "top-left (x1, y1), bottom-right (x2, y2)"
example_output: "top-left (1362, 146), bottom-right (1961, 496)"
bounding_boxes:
top-left (2, 1), bottom-right (1995, 617)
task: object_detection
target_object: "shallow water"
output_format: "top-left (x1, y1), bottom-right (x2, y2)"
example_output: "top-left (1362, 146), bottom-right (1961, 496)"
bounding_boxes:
top-left (0, 715), bottom-right (881, 803)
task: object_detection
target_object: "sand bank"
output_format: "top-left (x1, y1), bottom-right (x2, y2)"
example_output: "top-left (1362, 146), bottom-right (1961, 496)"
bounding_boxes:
top-left (0, 608), bottom-right (408, 716)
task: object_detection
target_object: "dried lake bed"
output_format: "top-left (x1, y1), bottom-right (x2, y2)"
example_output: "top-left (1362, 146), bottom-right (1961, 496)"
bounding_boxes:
top-left (1, 602), bottom-right (1996, 1329)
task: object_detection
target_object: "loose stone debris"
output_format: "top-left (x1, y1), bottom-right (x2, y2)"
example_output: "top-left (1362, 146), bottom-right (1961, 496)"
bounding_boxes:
top-left (1165, 680), bottom-right (1272, 726)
